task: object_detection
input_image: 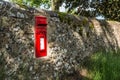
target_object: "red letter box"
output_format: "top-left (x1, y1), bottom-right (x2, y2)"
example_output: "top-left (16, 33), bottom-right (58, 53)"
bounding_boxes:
top-left (35, 16), bottom-right (47, 58)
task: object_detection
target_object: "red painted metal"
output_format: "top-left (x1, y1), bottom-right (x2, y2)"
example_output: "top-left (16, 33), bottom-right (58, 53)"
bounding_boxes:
top-left (35, 16), bottom-right (47, 58)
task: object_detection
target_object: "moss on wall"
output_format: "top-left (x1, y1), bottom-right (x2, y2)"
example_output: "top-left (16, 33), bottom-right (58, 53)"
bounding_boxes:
top-left (57, 12), bottom-right (72, 24)
top-left (56, 12), bottom-right (95, 37)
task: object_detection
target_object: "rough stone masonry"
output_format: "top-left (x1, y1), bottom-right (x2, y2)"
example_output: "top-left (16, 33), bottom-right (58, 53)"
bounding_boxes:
top-left (0, 1), bottom-right (120, 80)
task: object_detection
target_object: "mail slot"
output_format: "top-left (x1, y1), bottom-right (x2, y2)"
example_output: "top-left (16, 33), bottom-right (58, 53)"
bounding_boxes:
top-left (35, 16), bottom-right (47, 58)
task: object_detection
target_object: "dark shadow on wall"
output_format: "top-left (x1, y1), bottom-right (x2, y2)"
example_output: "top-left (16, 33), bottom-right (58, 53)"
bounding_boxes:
top-left (97, 20), bottom-right (119, 52)
top-left (79, 17), bottom-right (119, 53)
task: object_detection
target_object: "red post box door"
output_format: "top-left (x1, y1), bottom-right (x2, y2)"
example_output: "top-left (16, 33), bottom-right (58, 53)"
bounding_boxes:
top-left (35, 16), bottom-right (47, 58)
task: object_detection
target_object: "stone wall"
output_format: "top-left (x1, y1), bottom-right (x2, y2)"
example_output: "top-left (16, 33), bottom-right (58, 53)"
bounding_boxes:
top-left (0, 1), bottom-right (120, 80)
